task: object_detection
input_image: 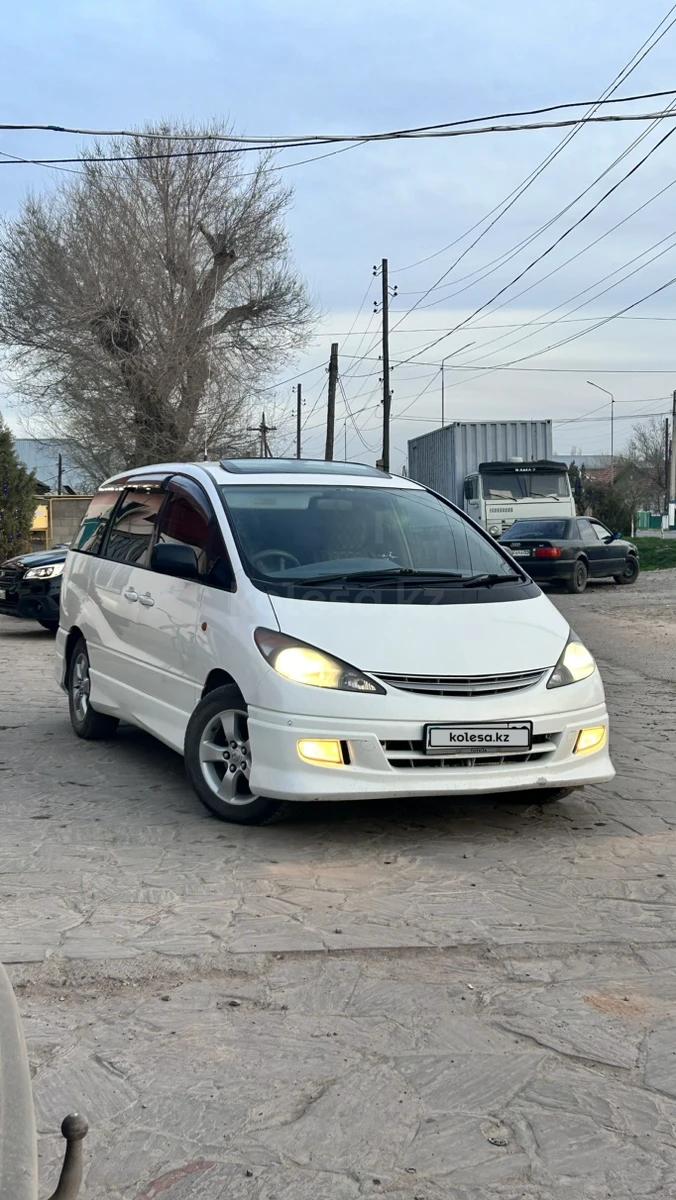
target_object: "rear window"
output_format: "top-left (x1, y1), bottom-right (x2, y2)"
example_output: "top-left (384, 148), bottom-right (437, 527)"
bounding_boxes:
top-left (506, 520), bottom-right (569, 540)
top-left (71, 488), bottom-right (122, 555)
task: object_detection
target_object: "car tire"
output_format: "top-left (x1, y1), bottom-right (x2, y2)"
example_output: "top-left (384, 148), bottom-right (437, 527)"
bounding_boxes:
top-left (67, 637), bottom-right (119, 739)
top-left (614, 555), bottom-right (640, 585)
top-left (184, 685), bottom-right (283, 825)
top-left (566, 559), bottom-right (588, 594)
top-left (38, 619), bottom-right (59, 633)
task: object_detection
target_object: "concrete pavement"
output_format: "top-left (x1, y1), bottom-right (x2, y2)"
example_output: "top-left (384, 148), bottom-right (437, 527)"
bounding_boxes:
top-left (1, 570), bottom-right (676, 1197)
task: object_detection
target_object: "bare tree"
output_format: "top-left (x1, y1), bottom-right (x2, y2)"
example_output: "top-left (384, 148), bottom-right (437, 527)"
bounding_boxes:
top-left (0, 126), bottom-right (313, 479)
top-left (625, 417), bottom-right (669, 508)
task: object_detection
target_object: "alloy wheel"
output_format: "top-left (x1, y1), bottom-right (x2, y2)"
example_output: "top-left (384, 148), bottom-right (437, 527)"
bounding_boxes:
top-left (198, 709), bottom-right (253, 806)
top-left (71, 652), bottom-right (91, 722)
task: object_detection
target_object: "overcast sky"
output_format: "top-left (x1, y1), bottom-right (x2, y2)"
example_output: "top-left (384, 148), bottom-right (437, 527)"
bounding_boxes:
top-left (2, 0), bottom-right (676, 468)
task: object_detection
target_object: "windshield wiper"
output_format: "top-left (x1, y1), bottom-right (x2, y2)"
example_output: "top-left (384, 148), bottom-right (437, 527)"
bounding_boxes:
top-left (461, 572), bottom-right (523, 587)
top-left (288, 567), bottom-right (466, 586)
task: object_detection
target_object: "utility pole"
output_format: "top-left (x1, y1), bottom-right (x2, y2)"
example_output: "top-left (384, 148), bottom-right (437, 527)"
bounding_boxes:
top-left (248, 412), bottom-right (276, 459)
top-left (296, 383), bottom-right (302, 459)
top-left (57, 453), bottom-right (63, 495)
top-left (671, 390), bottom-right (676, 492)
top-left (380, 258), bottom-right (391, 471)
top-left (665, 417), bottom-right (670, 515)
top-left (343, 420), bottom-right (348, 461)
top-left (325, 342), bottom-right (338, 461)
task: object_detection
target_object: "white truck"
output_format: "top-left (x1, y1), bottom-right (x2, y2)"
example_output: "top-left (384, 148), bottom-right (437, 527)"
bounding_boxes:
top-left (407, 420), bottom-right (576, 536)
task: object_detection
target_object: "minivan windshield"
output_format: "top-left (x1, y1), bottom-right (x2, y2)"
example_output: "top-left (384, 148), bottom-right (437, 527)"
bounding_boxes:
top-left (219, 484), bottom-right (520, 587)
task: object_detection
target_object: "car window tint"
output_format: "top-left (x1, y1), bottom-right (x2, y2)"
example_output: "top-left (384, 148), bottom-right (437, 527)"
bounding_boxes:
top-left (579, 519), bottom-right (602, 544)
top-left (105, 487), bottom-right (164, 566)
top-left (157, 483), bottom-right (231, 587)
top-left (71, 488), bottom-right (121, 554)
top-left (507, 520), bottom-right (568, 539)
top-left (220, 484), bottom-right (516, 580)
top-left (591, 520), bottom-right (611, 541)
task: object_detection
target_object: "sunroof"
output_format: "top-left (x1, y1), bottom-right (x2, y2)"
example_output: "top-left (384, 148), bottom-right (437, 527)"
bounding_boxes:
top-left (219, 458), bottom-right (387, 477)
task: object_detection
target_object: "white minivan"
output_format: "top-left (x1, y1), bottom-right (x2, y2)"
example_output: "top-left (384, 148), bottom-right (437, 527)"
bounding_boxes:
top-left (56, 459), bottom-right (614, 824)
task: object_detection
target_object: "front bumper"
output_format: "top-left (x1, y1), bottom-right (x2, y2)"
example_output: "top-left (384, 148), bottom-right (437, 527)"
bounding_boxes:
top-left (247, 701), bottom-right (614, 801)
top-left (0, 580), bottom-right (61, 623)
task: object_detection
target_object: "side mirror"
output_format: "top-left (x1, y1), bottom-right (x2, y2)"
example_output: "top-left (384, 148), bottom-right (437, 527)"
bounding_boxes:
top-left (151, 543), bottom-right (199, 579)
top-left (463, 479), bottom-right (472, 500)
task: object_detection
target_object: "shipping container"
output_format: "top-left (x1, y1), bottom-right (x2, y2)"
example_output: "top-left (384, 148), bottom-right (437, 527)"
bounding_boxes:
top-left (407, 420), bottom-right (553, 505)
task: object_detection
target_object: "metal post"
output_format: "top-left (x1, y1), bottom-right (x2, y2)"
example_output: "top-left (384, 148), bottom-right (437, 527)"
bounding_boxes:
top-left (325, 342), bottom-right (338, 461)
top-left (441, 362), bottom-right (445, 428)
top-left (57, 453), bottom-right (63, 495)
top-left (296, 383), bottom-right (302, 459)
top-left (381, 258), bottom-right (391, 472)
top-left (47, 1115), bottom-right (89, 1200)
top-left (671, 390), bottom-right (676, 497)
top-left (610, 395), bottom-right (614, 486)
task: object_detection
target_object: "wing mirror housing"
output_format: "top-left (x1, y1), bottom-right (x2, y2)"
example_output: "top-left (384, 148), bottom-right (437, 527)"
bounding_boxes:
top-left (151, 543), bottom-right (200, 579)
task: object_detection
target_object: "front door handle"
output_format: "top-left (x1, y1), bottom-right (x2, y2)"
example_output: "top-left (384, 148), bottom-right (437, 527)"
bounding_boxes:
top-left (124, 588), bottom-right (139, 602)
top-left (138, 592), bottom-right (155, 607)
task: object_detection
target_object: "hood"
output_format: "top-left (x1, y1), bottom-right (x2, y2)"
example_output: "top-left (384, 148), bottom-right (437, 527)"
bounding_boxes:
top-left (2, 548), bottom-right (68, 569)
top-left (268, 591), bottom-right (570, 676)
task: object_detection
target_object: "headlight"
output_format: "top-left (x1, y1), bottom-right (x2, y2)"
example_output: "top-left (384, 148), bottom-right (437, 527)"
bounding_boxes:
top-left (24, 562), bottom-right (64, 580)
top-left (254, 628), bottom-right (384, 693)
top-left (547, 634), bottom-right (596, 688)
top-left (488, 525), bottom-right (501, 537)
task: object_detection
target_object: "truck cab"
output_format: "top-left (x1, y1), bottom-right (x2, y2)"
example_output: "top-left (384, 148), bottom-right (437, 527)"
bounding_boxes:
top-left (463, 461), bottom-right (576, 536)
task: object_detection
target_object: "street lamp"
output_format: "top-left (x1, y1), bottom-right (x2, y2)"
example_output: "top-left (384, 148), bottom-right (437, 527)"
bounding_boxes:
top-left (440, 342), bottom-right (476, 427)
top-left (586, 380), bottom-right (615, 484)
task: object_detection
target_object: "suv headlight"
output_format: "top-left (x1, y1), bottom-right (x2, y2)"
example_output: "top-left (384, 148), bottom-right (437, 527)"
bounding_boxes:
top-left (24, 562), bottom-right (64, 580)
top-left (254, 628), bottom-right (384, 693)
top-left (547, 634), bottom-right (596, 688)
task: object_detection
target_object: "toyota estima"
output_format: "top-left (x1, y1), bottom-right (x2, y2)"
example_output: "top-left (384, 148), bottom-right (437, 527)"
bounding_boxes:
top-left (56, 459), bottom-right (614, 824)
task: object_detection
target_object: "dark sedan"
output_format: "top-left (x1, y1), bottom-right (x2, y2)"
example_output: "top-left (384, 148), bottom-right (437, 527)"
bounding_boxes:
top-left (500, 517), bottom-right (640, 594)
top-left (0, 546), bottom-right (67, 631)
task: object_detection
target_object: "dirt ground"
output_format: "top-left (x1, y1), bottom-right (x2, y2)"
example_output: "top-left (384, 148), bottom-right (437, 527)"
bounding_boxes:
top-left (1, 569), bottom-right (675, 1198)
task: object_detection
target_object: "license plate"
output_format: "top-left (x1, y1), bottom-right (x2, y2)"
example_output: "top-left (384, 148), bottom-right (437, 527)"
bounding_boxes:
top-left (425, 722), bottom-right (532, 755)
top-left (511, 549), bottom-right (531, 558)
top-left (0, 588), bottom-right (5, 600)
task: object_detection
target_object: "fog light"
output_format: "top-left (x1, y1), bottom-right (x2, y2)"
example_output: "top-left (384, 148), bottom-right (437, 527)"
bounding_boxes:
top-left (297, 739), bottom-right (345, 766)
top-left (574, 725), bottom-right (607, 756)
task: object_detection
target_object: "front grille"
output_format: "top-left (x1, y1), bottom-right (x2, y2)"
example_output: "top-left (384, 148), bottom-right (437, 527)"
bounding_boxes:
top-left (378, 668), bottom-right (546, 696)
top-left (0, 567), bottom-right (22, 585)
top-left (381, 732), bottom-right (558, 770)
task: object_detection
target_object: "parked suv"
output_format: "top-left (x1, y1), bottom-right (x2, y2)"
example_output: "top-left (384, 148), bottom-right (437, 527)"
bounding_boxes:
top-left (56, 459), bottom-right (614, 824)
top-left (0, 546), bottom-right (68, 632)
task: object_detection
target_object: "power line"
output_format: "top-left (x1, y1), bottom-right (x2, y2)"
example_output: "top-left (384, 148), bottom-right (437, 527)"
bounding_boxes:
top-left (452, 227), bottom-right (676, 370)
top-left (338, 375), bottom-right (375, 451)
top-left (410, 156), bottom-right (676, 319)
top-left (351, 104), bottom-right (676, 380)
top-left (398, 123), bottom-right (676, 368)
top-left (4, 88), bottom-right (676, 143)
top-left (8, 110), bottom-right (676, 168)
top-left (325, 315), bottom-right (676, 333)
top-left (338, 351), bottom-right (676, 374)
top-left (392, 6), bottom-right (676, 274)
